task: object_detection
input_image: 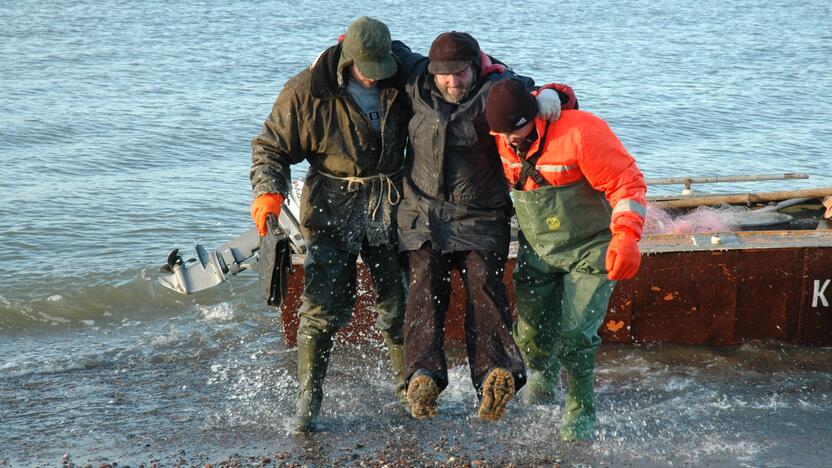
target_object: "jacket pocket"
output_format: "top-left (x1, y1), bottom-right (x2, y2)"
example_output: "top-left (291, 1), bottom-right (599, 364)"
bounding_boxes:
top-left (396, 207), bottom-right (419, 231)
top-left (302, 177), bottom-right (359, 233)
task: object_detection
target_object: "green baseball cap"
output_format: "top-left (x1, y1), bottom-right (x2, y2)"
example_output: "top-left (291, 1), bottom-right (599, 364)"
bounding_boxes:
top-left (339, 17), bottom-right (397, 80)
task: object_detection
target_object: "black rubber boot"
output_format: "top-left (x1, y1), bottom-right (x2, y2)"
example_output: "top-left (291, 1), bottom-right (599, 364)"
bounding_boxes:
top-left (290, 334), bottom-right (333, 434)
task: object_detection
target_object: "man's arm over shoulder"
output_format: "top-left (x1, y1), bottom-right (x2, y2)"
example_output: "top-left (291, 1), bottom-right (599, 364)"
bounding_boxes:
top-left (479, 52), bottom-right (534, 89)
top-left (536, 83), bottom-right (579, 111)
top-left (391, 40), bottom-right (427, 78)
top-left (250, 79), bottom-right (311, 197)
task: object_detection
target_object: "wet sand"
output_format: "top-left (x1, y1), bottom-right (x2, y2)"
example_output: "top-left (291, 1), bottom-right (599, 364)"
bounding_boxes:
top-left (5, 340), bottom-right (829, 467)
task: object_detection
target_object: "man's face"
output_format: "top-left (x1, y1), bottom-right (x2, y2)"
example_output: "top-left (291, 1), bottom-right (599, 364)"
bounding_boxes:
top-left (491, 121), bottom-right (535, 147)
top-left (349, 64), bottom-right (379, 88)
top-left (433, 65), bottom-right (475, 104)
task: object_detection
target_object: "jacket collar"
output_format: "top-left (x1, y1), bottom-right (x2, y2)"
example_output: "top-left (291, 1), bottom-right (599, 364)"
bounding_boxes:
top-left (524, 117), bottom-right (549, 157)
top-left (310, 43), bottom-right (406, 100)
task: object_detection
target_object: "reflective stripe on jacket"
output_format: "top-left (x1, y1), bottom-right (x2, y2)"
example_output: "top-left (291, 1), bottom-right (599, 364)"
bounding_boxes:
top-left (496, 110), bottom-right (647, 237)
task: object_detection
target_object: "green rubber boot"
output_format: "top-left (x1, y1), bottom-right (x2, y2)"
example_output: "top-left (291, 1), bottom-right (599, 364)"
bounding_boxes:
top-left (385, 339), bottom-right (409, 411)
top-left (559, 373), bottom-right (597, 442)
top-left (523, 365), bottom-right (560, 405)
top-left (290, 334), bottom-right (333, 434)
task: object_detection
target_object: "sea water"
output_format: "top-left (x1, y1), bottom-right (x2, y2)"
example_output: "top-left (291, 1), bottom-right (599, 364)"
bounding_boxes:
top-left (1, 0), bottom-right (831, 465)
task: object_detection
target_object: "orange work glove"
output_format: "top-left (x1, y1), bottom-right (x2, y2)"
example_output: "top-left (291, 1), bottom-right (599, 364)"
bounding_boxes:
top-left (605, 230), bottom-right (641, 280)
top-left (250, 193), bottom-right (284, 236)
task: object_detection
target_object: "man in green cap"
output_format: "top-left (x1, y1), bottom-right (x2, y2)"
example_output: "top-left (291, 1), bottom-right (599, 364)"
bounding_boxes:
top-left (250, 16), bottom-right (410, 433)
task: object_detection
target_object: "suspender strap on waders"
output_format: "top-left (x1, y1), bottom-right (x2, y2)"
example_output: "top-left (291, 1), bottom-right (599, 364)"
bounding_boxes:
top-left (515, 122), bottom-right (552, 190)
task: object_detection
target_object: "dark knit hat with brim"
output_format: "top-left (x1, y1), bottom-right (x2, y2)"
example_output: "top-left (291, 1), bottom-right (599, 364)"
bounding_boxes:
top-left (427, 31), bottom-right (480, 74)
top-left (486, 78), bottom-right (538, 133)
top-left (338, 17), bottom-right (397, 80)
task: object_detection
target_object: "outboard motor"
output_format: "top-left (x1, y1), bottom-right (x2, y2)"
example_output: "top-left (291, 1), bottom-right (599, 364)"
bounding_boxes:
top-left (158, 190), bottom-right (305, 307)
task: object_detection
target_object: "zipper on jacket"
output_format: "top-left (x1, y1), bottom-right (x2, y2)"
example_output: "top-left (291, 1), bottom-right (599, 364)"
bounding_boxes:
top-left (375, 87), bottom-right (396, 173)
top-left (435, 116), bottom-right (444, 198)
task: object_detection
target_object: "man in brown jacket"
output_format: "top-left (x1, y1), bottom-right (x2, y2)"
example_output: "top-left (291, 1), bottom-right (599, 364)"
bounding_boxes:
top-left (249, 17), bottom-right (410, 433)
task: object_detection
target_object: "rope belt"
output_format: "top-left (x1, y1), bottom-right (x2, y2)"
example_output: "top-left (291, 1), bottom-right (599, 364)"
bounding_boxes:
top-left (317, 169), bottom-right (402, 219)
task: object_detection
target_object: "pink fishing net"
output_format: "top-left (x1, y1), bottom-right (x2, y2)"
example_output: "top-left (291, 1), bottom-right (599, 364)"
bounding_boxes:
top-left (643, 204), bottom-right (752, 235)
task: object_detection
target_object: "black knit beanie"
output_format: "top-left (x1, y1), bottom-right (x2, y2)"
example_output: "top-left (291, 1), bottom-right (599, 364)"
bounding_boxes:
top-left (486, 78), bottom-right (537, 133)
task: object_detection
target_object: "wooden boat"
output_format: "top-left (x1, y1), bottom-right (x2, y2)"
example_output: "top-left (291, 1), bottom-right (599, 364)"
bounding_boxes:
top-left (277, 178), bottom-right (832, 348)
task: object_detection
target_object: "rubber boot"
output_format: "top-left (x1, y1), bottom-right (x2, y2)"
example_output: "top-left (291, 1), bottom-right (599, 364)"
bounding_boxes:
top-left (559, 373), bottom-right (596, 441)
top-left (385, 338), bottom-right (409, 411)
top-left (290, 334), bottom-right (333, 434)
top-left (523, 365), bottom-right (560, 405)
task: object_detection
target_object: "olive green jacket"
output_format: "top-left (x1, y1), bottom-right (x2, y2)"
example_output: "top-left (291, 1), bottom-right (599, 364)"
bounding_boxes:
top-left (250, 44), bottom-right (410, 252)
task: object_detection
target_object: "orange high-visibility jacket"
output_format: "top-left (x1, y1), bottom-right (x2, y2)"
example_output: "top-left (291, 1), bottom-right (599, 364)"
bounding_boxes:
top-left (496, 108), bottom-right (648, 238)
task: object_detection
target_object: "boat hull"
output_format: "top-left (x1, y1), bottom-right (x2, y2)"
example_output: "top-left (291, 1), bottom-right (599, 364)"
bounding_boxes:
top-left (279, 230), bottom-right (832, 347)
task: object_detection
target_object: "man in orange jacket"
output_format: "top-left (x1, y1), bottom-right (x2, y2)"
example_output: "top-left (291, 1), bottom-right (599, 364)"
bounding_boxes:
top-left (485, 78), bottom-right (647, 441)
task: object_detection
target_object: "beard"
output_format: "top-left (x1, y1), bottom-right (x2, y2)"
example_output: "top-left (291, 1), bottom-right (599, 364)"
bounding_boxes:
top-left (437, 83), bottom-right (471, 104)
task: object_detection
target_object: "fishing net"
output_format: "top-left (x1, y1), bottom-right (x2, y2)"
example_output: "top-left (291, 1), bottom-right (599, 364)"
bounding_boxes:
top-left (643, 204), bottom-right (754, 235)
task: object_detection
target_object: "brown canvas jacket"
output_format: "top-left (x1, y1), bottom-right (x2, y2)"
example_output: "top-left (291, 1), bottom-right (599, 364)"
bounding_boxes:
top-left (250, 43), bottom-right (410, 252)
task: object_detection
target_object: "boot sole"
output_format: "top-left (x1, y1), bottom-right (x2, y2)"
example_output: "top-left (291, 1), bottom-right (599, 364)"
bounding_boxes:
top-left (407, 374), bottom-right (439, 420)
top-left (478, 368), bottom-right (515, 421)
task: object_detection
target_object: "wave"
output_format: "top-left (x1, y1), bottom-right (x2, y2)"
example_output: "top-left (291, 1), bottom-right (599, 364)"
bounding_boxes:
top-left (0, 267), bottom-right (262, 332)
top-left (0, 266), bottom-right (288, 379)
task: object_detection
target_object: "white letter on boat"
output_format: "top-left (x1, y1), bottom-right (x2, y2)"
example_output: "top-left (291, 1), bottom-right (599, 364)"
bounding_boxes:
top-left (813, 279), bottom-right (830, 308)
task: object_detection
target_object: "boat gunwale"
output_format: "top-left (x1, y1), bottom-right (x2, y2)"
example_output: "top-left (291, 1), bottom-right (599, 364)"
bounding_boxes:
top-left (285, 230), bottom-right (832, 264)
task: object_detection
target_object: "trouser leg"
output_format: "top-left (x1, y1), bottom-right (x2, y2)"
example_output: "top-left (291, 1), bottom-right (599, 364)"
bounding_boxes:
top-left (512, 240), bottom-right (565, 403)
top-left (558, 269), bottom-right (615, 441)
top-left (362, 239), bottom-right (408, 407)
top-left (458, 250), bottom-right (526, 395)
top-left (556, 271), bottom-right (613, 377)
top-left (292, 241), bottom-right (357, 432)
top-left (362, 239), bottom-right (406, 343)
top-left (403, 243), bottom-right (451, 391)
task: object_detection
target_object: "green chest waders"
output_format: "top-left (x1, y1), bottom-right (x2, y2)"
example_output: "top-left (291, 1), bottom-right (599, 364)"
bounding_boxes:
top-left (512, 179), bottom-right (611, 265)
top-left (511, 179), bottom-right (615, 440)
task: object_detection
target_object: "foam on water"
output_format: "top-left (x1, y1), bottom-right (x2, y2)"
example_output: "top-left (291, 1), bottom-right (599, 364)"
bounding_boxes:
top-left (2, 332), bottom-right (830, 465)
top-left (204, 355), bottom-right (297, 432)
top-left (198, 303), bottom-right (236, 322)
